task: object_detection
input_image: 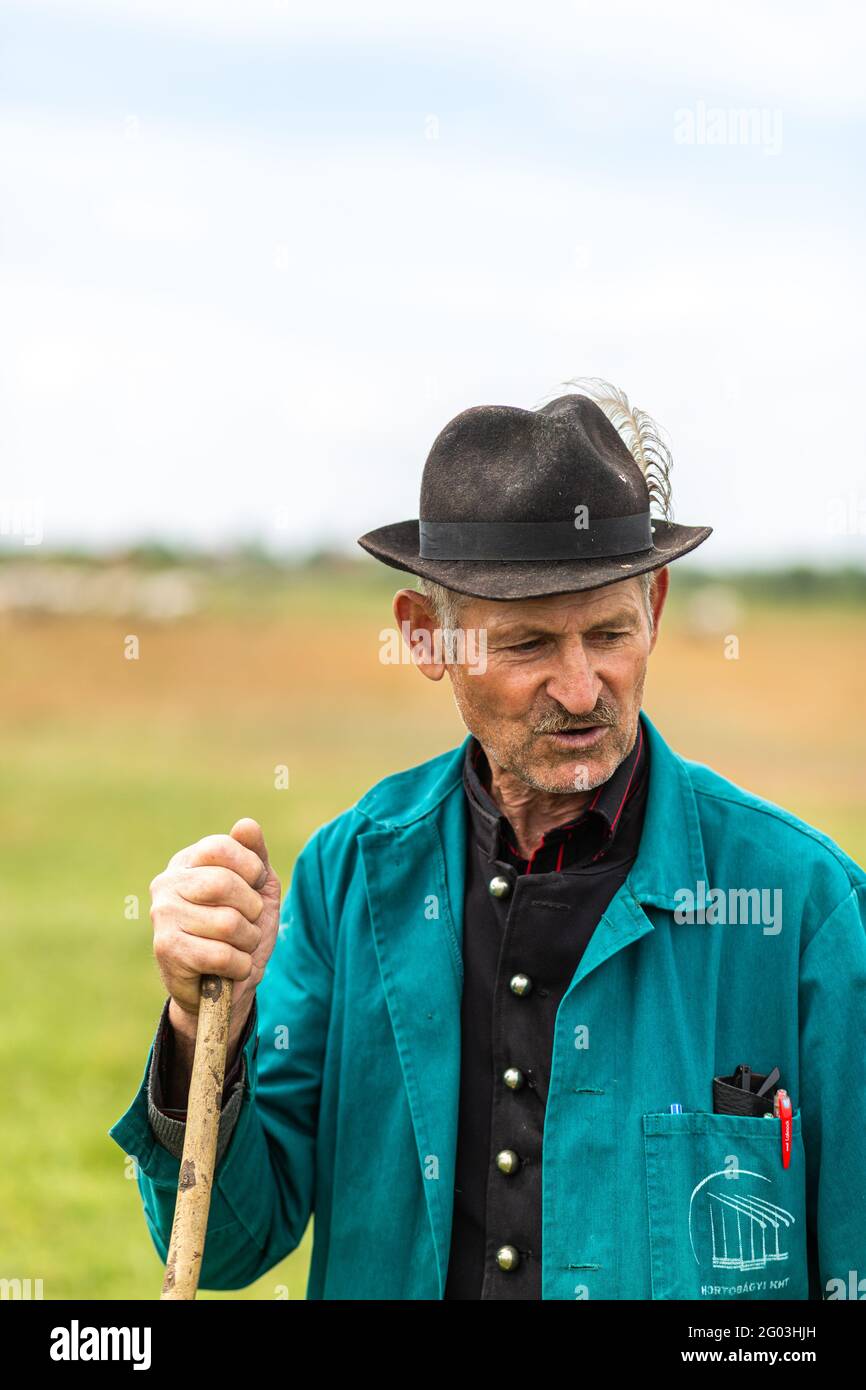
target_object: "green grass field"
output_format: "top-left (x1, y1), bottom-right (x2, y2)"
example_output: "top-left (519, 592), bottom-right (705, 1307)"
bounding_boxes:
top-left (1, 567), bottom-right (864, 1298)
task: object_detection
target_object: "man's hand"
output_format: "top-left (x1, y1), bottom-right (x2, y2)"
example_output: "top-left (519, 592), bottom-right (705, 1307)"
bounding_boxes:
top-left (150, 819), bottom-right (282, 1057)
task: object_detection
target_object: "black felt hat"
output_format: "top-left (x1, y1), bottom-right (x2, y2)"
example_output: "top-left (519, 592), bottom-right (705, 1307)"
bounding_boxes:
top-left (356, 390), bottom-right (712, 600)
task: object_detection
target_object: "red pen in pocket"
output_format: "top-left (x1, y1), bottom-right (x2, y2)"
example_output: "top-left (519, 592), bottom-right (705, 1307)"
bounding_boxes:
top-left (773, 1088), bottom-right (793, 1169)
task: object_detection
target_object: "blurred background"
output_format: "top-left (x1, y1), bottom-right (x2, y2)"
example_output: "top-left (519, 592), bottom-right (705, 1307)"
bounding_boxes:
top-left (0, 0), bottom-right (864, 1299)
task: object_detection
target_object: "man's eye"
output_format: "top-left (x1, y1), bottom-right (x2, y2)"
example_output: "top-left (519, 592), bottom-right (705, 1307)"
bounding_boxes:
top-left (595, 630), bottom-right (626, 642)
top-left (508, 639), bottom-right (543, 652)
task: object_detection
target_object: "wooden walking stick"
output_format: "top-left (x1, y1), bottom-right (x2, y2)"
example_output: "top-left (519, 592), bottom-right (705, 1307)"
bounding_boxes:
top-left (160, 974), bottom-right (233, 1300)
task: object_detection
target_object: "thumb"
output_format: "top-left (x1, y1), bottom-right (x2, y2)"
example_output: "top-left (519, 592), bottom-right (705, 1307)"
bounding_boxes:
top-left (230, 817), bottom-right (272, 885)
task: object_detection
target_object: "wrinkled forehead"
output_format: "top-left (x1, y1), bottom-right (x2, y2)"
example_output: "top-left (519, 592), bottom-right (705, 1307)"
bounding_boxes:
top-left (457, 576), bottom-right (648, 633)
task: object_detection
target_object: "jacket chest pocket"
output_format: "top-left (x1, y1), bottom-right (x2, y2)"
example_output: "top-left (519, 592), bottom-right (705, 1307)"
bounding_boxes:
top-left (642, 1110), bottom-right (808, 1300)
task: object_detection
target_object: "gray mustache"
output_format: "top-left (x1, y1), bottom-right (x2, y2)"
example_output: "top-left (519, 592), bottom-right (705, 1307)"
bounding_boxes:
top-left (535, 700), bottom-right (618, 735)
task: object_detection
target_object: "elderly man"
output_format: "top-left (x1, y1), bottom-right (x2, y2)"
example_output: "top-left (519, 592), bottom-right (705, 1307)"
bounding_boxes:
top-left (110, 387), bottom-right (866, 1301)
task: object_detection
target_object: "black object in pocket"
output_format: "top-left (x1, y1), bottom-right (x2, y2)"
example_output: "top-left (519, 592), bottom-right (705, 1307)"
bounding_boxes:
top-left (713, 1064), bottom-right (783, 1117)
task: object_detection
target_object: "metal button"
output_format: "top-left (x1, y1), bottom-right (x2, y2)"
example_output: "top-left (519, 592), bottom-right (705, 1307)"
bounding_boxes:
top-left (496, 1245), bottom-right (520, 1272)
top-left (509, 972), bottom-right (532, 997)
top-left (488, 874), bottom-right (512, 899)
top-left (495, 1149), bottom-right (519, 1175)
top-left (503, 1066), bottom-right (524, 1091)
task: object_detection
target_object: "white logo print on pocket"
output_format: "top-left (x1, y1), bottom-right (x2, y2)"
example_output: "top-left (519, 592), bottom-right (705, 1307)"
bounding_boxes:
top-left (689, 1166), bottom-right (796, 1273)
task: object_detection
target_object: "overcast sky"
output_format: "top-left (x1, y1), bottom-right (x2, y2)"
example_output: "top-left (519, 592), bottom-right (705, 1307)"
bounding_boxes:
top-left (2, 0), bottom-right (865, 565)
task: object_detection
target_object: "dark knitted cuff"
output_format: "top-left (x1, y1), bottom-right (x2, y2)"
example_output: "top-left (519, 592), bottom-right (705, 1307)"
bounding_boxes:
top-left (146, 997), bottom-right (256, 1164)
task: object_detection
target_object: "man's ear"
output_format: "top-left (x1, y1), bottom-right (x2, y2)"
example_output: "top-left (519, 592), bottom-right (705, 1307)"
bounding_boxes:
top-left (648, 566), bottom-right (669, 651)
top-left (391, 589), bottom-right (448, 681)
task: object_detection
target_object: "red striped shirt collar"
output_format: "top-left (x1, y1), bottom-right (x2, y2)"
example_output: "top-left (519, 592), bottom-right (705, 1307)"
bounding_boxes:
top-left (463, 719), bottom-right (647, 871)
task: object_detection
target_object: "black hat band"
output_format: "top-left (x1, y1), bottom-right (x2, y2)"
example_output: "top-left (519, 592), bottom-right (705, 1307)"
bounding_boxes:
top-left (418, 511), bottom-right (653, 562)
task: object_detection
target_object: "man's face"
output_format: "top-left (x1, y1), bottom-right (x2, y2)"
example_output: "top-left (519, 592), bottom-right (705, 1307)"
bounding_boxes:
top-left (444, 573), bottom-right (667, 794)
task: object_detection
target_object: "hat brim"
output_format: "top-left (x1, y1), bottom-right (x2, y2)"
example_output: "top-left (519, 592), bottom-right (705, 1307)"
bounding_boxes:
top-left (356, 519), bottom-right (713, 600)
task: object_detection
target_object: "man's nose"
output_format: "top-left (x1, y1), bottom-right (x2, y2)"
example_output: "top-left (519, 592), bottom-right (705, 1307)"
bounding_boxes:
top-left (543, 643), bottom-right (601, 715)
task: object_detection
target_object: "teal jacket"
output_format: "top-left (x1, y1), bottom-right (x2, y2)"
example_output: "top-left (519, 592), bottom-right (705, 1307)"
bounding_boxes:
top-left (109, 711), bottom-right (866, 1300)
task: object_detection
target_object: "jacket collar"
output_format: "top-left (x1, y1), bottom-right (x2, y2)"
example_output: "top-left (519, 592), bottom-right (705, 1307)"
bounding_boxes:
top-left (628, 710), bottom-right (709, 908)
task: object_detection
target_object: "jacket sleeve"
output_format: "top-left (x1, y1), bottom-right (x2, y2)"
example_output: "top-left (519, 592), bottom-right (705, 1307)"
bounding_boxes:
top-left (799, 883), bottom-right (866, 1298)
top-left (107, 828), bottom-right (335, 1290)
